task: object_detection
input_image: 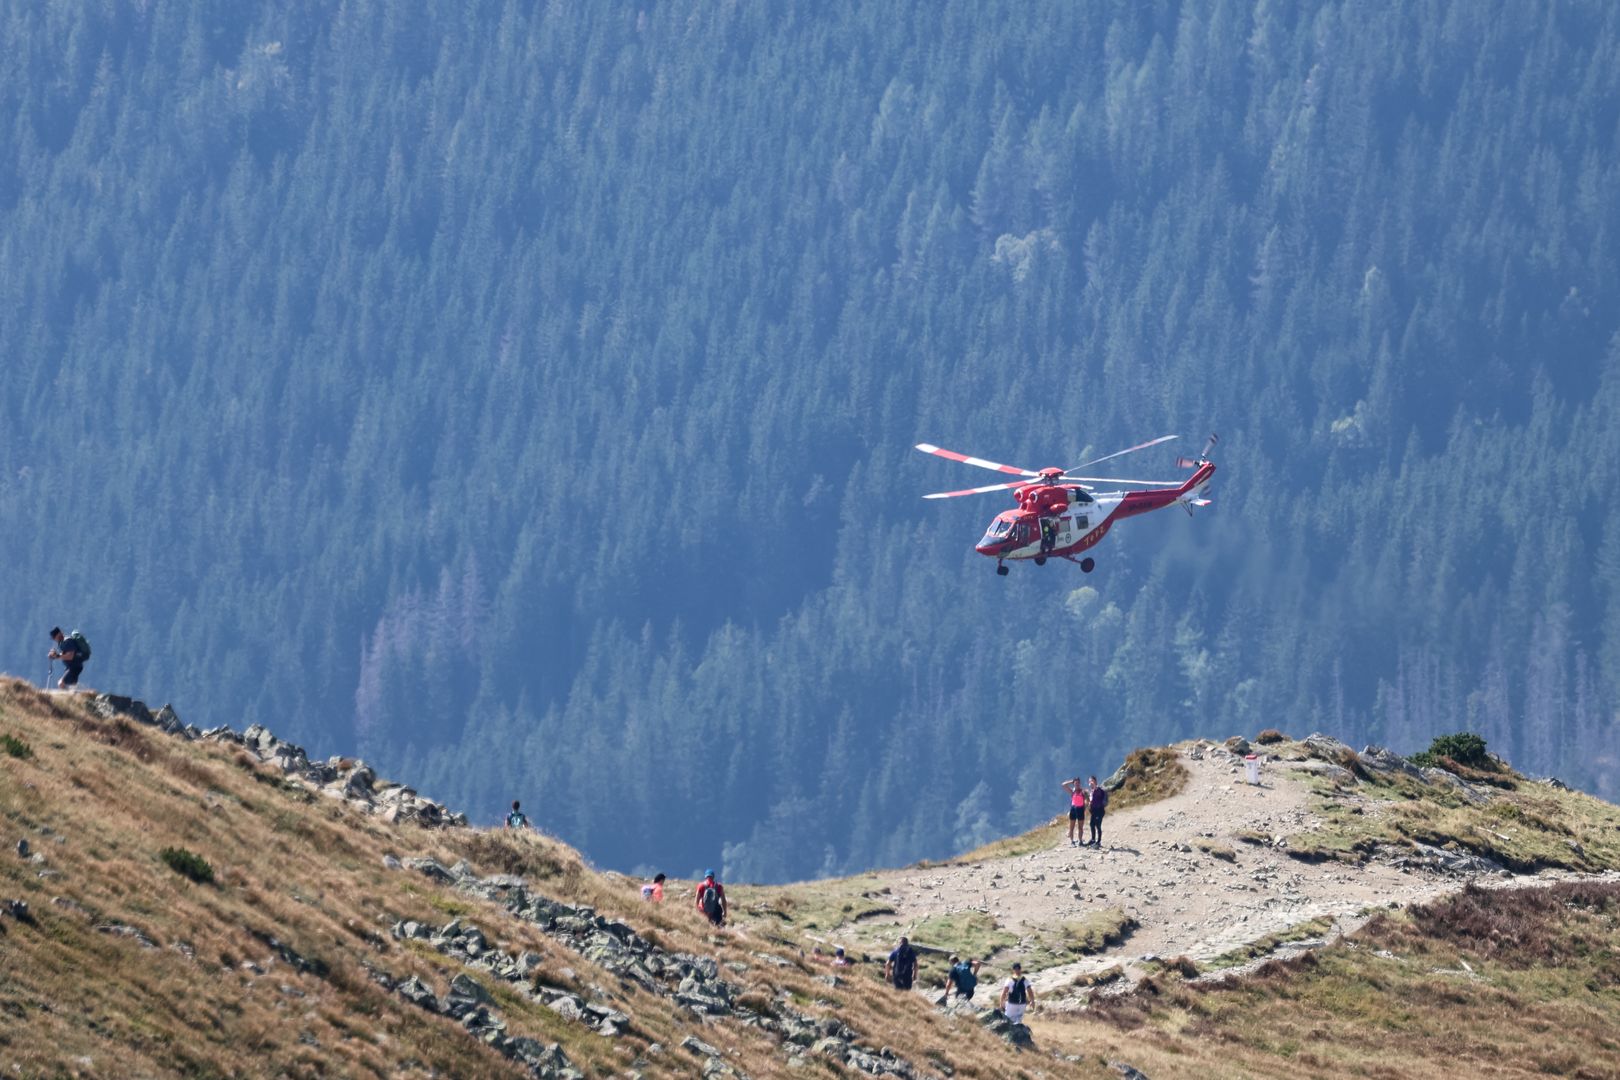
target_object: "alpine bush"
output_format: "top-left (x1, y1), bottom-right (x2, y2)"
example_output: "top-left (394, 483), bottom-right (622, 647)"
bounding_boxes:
top-left (1, 733), bottom-right (32, 759)
top-left (159, 846), bottom-right (215, 884)
top-left (1411, 733), bottom-right (1494, 771)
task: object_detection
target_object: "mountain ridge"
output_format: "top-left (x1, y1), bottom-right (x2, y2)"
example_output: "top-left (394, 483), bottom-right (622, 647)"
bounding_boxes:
top-left (6, 676), bottom-right (1620, 1077)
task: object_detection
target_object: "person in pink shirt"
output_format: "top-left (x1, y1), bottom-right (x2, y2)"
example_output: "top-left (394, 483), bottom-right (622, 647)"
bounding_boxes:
top-left (1061, 776), bottom-right (1087, 847)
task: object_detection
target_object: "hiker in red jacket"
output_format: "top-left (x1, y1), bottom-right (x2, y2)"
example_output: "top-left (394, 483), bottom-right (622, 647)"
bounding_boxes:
top-left (695, 869), bottom-right (728, 926)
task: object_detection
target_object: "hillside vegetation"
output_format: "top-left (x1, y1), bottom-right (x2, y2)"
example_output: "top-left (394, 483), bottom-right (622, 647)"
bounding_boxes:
top-left (5, 0), bottom-right (1620, 883)
top-left (6, 678), bottom-right (1619, 1078)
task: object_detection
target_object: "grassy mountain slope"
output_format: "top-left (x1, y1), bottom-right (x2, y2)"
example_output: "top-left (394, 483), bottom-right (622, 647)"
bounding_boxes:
top-left (4, 678), bottom-right (1619, 1078)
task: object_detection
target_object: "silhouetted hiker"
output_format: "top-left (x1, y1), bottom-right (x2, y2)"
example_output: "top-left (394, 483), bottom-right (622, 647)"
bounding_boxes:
top-left (641, 873), bottom-right (666, 902)
top-left (1062, 776), bottom-right (1087, 847)
top-left (946, 954), bottom-right (981, 1004)
top-left (505, 800), bottom-right (529, 829)
top-left (999, 961), bottom-right (1034, 1023)
top-left (832, 946), bottom-right (852, 967)
top-left (886, 935), bottom-right (918, 990)
top-left (47, 627), bottom-right (90, 689)
top-left (1087, 776), bottom-right (1108, 846)
top-left (695, 869), bottom-right (727, 926)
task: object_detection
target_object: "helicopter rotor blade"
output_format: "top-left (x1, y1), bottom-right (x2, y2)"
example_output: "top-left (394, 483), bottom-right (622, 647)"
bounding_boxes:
top-left (1059, 476), bottom-right (1184, 488)
top-left (1067, 434), bottom-right (1178, 472)
top-left (922, 479), bottom-right (1033, 499)
top-left (915, 443), bottom-right (1039, 478)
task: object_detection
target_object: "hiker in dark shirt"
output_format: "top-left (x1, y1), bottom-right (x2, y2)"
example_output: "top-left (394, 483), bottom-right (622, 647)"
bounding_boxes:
top-left (945, 954), bottom-right (981, 1004)
top-left (47, 627), bottom-right (88, 689)
top-left (505, 800), bottom-right (529, 829)
top-left (885, 935), bottom-right (918, 990)
top-left (1087, 776), bottom-right (1108, 846)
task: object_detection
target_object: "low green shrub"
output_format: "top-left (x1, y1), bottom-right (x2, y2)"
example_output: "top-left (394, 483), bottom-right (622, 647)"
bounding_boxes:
top-left (160, 846), bottom-right (215, 884)
top-left (1411, 732), bottom-right (1494, 771)
top-left (1, 733), bottom-right (32, 759)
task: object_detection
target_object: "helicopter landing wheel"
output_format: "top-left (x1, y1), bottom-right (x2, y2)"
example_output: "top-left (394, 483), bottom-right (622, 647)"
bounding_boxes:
top-left (996, 564), bottom-right (1009, 576)
top-left (1034, 556), bottom-right (1047, 566)
top-left (1080, 557), bottom-right (1095, 573)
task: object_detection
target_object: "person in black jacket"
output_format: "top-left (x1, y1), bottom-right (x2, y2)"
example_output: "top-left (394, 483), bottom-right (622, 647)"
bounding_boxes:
top-left (47, 627), bottom-right (87, 689)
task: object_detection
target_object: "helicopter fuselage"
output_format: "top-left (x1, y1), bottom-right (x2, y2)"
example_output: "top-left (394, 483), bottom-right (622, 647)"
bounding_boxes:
top-left (975, 461), bottom-right (1215, 562)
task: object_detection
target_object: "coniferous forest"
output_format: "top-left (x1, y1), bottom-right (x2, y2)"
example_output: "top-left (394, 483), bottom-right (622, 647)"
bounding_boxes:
top-left (4, 1), bottom-right (1619, 881)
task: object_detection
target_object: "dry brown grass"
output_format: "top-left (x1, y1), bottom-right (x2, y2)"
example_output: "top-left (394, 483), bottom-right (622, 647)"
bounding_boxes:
top-left (9, 679), bottom-right (1620, 1080)
top-left (1033, 881), bottom-right (1620, 1079)
top-left (0, 679), bottom-right (1068, 1080)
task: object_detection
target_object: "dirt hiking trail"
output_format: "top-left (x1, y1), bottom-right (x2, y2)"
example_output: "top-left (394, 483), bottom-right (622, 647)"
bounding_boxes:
top-left (823, 742), bottom-right (1616, 1005)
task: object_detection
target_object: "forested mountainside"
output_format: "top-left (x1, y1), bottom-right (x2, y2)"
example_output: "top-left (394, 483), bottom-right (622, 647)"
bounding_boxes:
top-left (3, 0), bottom-right (1619, 882)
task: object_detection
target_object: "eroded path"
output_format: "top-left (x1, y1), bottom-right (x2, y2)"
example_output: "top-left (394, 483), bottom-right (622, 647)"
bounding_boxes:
top-left (828, 745), bottom-right (1568, 1000)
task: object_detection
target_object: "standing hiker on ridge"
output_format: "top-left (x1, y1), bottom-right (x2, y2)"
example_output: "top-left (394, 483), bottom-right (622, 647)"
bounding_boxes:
top-left (1061, 776), bottom-right (1087, 847)
top-left (695, 869), bottom-right (728, 927)
top-left (1086, 775), bottom-right (1108, 846)
top-left (505, 800), bottom-right (530, 829)
top-left (47, 627), bottom-right (90, 690)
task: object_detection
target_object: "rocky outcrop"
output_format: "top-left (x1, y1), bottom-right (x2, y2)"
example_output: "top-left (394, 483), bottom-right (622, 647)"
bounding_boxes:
top-left (401, 859), bottom-right (921, 1078)
top-left (382, 963), bottom-right (585, 1080)
top-left (85, 693), bottom-right (467, 829)
top-left (1359, 745), bottom-right (1424, 780)
top-left (1419, 766), bottom-right (1490, 806)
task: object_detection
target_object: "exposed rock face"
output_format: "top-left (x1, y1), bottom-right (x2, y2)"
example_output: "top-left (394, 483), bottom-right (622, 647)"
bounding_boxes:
top-left (1360, 745), bottom-right (1423, 780)
top-left (1419, 767), bottom-right (1490, 806)
top-left (1303, 733), bottom-right (1357, 765)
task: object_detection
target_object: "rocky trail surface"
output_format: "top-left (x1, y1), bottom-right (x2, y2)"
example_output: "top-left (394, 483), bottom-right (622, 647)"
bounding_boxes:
top-left (837, 741), bottom-right (1617, 1003)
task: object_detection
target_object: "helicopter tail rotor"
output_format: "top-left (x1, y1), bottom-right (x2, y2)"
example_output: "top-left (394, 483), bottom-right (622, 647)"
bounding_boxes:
top-left (1175, 433), bottom-right (1219, 470)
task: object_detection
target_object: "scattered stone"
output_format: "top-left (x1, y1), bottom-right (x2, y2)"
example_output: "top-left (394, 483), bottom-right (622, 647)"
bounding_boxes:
top-left (4, 899), bottom-right (32, 922)
top-left (682, 1035), bottom-right (724, 1058)
top-left (16, 839), bottom-right (29, 858)
top-left (1360, 746), bottom-right (1423, 780)
top-left (1419, 767), bottom-right (1490, 805)
top-left (405, 857), bottom-right (457, 883)
top-left (96, 921), bottom-right (156, 947)
top-left (1224, 736), bottom-right (1251, 755)
top-left (1111, 1063), bottom-right (1151, 1080)
top-left (382, 853), bottom-right (403, 870)
top-left (396, 976), bottom-right (439, 1012)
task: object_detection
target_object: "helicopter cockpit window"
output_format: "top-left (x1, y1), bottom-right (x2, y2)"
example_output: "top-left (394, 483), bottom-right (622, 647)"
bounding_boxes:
top-left (991, 521), bottom-right (1012, 537)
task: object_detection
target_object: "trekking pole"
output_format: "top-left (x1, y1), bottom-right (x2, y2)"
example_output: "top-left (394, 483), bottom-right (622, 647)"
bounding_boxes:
top-left (45, 655), bottom-right (53, 690)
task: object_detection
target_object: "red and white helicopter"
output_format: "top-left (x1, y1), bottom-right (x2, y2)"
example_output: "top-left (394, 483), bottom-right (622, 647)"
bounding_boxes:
top-left (916, 434), bottom-right (1217, 575)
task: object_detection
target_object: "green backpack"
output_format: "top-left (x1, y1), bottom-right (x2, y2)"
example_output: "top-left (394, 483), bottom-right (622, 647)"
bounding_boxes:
top-left (67, 631), bottom-right (91, 661)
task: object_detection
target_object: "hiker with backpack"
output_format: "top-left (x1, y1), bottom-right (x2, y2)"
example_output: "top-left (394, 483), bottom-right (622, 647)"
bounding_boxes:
top-left (505, 800), bottom-right (529, 829)
top-left (1061, 776), bottom-right (1087, 847)
top-left (695, 869), bottom-right (727, 927)
top-left (885, 935), bottom-right (918, 991)
top-left (1086, 776), bottom-right (1108, 846)
top-left (945, 954), bottom-right (981, 1004)
top-left (640, 873), bottom-right (666, 902)
top-left (999, 961), bottom-right (1035, 1024)
top-left (47, 628), bottom-right (90, 689)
